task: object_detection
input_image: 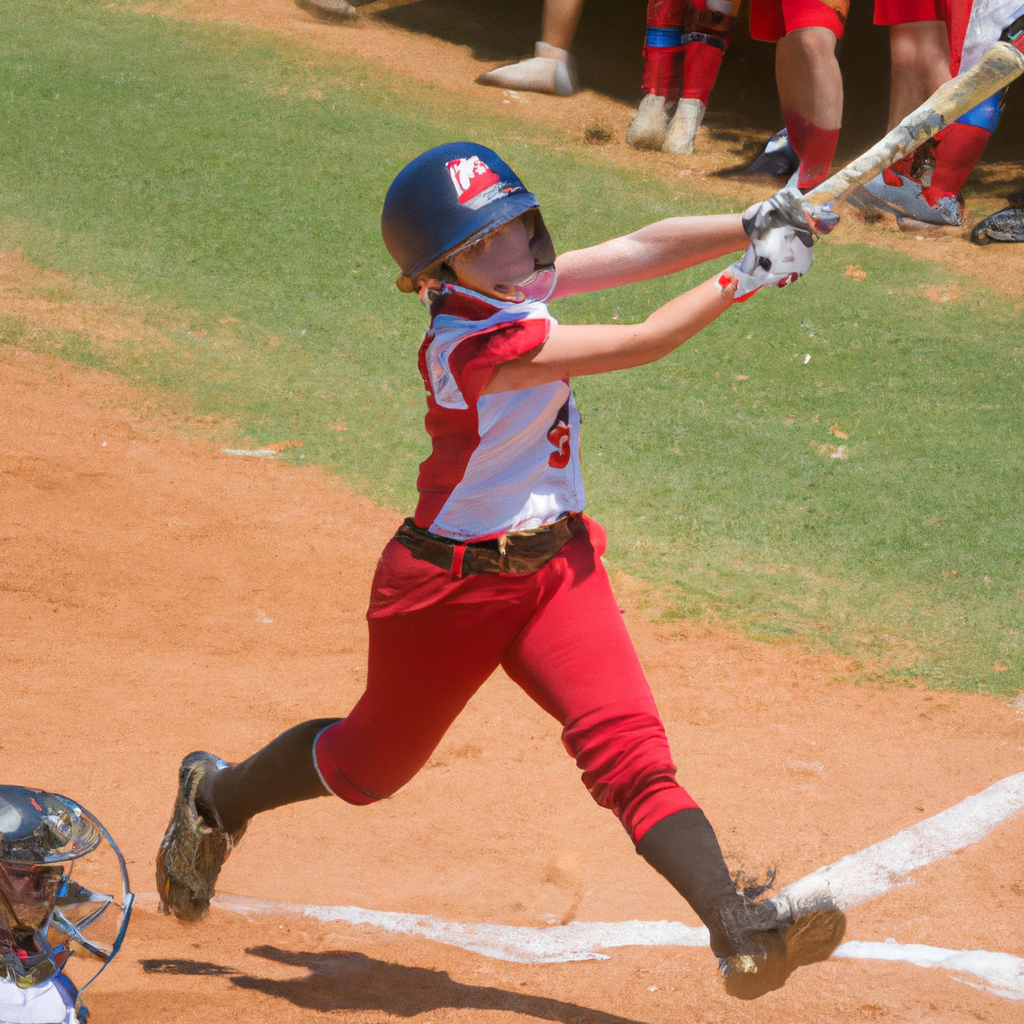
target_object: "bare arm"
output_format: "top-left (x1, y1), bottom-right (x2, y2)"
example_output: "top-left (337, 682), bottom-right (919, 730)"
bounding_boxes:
top-left (552, 214), bottom-right (746, 298)
top-left (483, 275), bottom-right (731, 393)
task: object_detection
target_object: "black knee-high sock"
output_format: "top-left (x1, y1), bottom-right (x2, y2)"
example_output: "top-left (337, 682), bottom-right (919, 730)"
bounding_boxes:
top-left (199, 718), bottom-right (341, 833)
top-left (636, 808), bottom-right (777, 957)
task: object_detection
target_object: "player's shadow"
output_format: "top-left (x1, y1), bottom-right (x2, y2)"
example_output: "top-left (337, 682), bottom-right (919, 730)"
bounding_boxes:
top-left (142, 948), bottom-right (651, 1024)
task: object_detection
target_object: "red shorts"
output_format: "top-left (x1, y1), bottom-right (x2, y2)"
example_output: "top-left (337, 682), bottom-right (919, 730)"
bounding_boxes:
top-left (873, 0), bottom-right (968, 72)
top-left (314, 520), bottom-right (699, 844)
top-left (749, 0), bottom-right (849, 41)
top-left (873, 0), bottom-right (944, 25)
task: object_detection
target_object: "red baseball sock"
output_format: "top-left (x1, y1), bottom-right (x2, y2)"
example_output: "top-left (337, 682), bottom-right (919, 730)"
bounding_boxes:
top-left (642, 0), bottom-right (688, 101)
top-left (784, 108), bottom-right (840, 190)
top-left (922, 122), bottom-right (990, 207)
top-left (883, 154), bottom-right (915, 187)
top-left (642, 45), bottom-right (685, 101)
top-left (681, 40), bottom-right (725, 104)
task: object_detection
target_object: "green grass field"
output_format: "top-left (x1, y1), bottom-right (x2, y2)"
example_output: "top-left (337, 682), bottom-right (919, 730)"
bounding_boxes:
top-left (2, 0), bottom-right (1022, 695)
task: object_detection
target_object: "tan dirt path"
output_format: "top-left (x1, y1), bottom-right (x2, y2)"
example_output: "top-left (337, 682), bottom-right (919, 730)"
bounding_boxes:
top-left (3, 341), bottom-right (1023, 1023)
top-left (136, 0), bottom-right (1024, 298)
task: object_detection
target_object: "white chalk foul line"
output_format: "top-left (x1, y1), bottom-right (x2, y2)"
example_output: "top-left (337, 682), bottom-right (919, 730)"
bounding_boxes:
top-left (136, 894), bottom-right (1024, 1001)
top-left (835, 942), bottom-right (1024, 1002)
top-left (210, 894), bottom-right (708, 964)
top-left (136, 770), bottom-right (1024, 998)
top-left (771, 770), bottom-right (1024, 916)
top-left (133, 891), bottom-right (707, 962)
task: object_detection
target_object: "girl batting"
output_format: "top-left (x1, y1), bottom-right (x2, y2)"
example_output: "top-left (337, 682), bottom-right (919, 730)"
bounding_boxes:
top-left (156, 142), bottom-right (843, 1000)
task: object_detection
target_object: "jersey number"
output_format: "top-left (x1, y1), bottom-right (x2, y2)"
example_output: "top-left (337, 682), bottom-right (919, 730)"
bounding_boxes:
top-left (547, 400), bottom-right (571, 469)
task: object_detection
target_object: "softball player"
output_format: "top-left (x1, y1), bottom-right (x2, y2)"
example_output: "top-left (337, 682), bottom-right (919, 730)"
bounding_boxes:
top-left (864, 0), bottom-right (1021, 227)
top-left (157, 143), bottom-right (844, 999)
top-left (749, 0), bottom-right (849, 189)
top-left (627, 0), bottom-right (742, 155)
top-left (0, 786), bottom-right (133, 1024)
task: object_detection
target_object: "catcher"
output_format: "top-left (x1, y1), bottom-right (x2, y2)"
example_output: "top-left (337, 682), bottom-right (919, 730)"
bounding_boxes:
top-left (0, 786), bottom-right (133, 1024)
top-left (157, 143), bottom-right (845, 999)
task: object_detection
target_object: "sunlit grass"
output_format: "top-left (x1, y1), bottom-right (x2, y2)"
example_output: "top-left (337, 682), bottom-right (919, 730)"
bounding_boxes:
top-left (2, 0), bottom-right (1021, 695)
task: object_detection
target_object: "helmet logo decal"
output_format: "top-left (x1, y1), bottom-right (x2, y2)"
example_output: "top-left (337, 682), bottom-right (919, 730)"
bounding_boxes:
top-left (446, 156), bottom-right (502, 207)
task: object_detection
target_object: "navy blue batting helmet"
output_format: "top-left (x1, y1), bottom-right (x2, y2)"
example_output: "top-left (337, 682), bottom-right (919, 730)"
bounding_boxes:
top-left (381, 142), bottom-right (553, 293)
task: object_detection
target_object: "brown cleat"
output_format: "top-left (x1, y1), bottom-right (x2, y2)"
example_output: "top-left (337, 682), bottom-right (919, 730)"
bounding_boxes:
top-left (719, 906), bottom-right (847, 1000)
top-left (155, 752), bottom-right (247, 922)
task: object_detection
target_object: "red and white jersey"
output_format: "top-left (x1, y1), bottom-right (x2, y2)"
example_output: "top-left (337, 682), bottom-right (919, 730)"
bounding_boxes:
top-left (413, 285), bottom-right (585, 542)
top-left (952, 0), bottom-right (1024, 72)
top-left (878, 0), bottom-right (1024, 71)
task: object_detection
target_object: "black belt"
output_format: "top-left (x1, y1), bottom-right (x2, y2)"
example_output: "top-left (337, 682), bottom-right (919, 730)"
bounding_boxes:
top-left (394, 515), bottom-right (587, 577)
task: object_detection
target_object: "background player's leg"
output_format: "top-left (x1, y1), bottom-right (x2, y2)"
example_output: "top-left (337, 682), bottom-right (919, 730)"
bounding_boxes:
top-left (887, 20), bottom-right (950, 129)
top-left (628, 0), bottom-right (688, 149)
top-left (923, 95), bottom-right (1003, 210)
top-left (864, 11), bottom-right (993, 228)
top-left (664, 0), bottom-right (737, 155)
top-left (880, 21), bottom-right (950, 187)
top-left (776, 23), bottom-right (843, 188)
top-left (476, 0), bottom-right (584, 96)
top-left (540, 0), bottom-right (586, 50)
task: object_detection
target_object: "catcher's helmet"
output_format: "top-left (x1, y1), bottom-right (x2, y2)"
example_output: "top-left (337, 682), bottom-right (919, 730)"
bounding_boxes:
top-left (0, 786), bottom-right (132, 999)
top-left (0, 787), bottom-right (100, 866)
top-left (381, 142), bottom-right (554, 292)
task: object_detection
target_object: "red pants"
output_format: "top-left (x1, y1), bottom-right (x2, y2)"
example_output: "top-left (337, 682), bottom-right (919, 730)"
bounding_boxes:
top-left (750, 0), bottom-right (848, 42)
top-left (314, 520), bottom-right (698, 844)
top-left (873, 0), bottom-right (944, 25)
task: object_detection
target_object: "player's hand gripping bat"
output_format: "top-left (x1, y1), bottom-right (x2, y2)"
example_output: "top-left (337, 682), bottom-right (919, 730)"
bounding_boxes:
top-left (802, 15), bottom-right (1024, 212)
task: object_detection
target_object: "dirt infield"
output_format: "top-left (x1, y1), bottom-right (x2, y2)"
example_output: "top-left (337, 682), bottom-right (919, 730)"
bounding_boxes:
top-left (4, 4), bottom-right (1024, 1018)
top-left (3, 340), bottom-right (1024, 1022)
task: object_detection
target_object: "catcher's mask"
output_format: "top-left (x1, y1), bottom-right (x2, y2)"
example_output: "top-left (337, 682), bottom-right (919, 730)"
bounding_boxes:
top-left (0, 786), bottom-right (133, 1004)
top-left (381, 142), bottom-right (556, 298)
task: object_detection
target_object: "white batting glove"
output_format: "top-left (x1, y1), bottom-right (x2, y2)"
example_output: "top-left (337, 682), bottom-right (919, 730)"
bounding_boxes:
top-left (718, 224), bottom-right (814, 302)
top-left (743, 187), bottom-right (839, 240)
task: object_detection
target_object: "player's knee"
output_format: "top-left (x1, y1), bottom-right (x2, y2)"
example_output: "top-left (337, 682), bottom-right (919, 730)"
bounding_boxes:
top-left (890, 26), bottom-right (947, 79)
top-left (313, 722), bottom-right (388, 806)
top-left (785, 25), bottom-right (838, 56)
top-left (562, 707), bottom-right (684, 822)
top-left (888, 25), bottom-right (919, 65)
